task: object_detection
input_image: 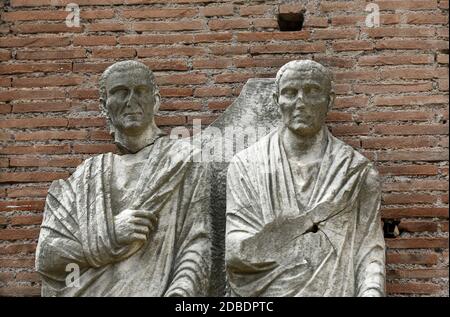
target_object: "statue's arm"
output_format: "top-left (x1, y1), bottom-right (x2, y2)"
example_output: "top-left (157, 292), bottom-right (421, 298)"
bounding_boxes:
top-left (35, 180), bottom-right (88, 282)
top-left (225, 158), bottom-right (312, 274)
top-left (354, 167), bottom-right (386, 297)
top-left (164, 164), bottom-right (211, 297)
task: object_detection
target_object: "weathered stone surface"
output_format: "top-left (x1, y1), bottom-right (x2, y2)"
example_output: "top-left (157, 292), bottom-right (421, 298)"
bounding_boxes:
top-left (224, 60), bottom-right (386, 297)
top-left (35, 61), bottom-right (211, 297)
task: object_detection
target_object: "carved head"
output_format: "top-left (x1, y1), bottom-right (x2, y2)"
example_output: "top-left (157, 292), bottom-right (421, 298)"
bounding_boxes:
top-left (273, 60), bottom-right (335, 137)
top-left (99, 60), bottom-right (160, 136)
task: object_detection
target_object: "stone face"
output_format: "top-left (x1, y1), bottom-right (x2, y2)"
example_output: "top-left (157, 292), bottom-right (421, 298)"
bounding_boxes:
top-left (35, 61), bottom-right (211, 297)
top-left (224, 60), bottom-right (386, 297)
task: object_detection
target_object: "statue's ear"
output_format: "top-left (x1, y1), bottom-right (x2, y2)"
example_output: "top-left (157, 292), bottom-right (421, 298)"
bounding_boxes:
top-left (328, 91), bottom-right (335, 111)
top-left (153, 92), bottom-right (161, 113)
top-left (272, 91), bottom-right (279, 107)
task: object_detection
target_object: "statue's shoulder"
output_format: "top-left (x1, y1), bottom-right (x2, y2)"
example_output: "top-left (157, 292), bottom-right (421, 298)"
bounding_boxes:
top-left (231, 130), bottom-right (275, 166)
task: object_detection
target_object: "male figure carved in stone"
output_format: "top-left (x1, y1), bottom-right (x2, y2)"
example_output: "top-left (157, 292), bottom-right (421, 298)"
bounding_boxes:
top-left (36, 60), bottom-right (211, 296)
top-left (225, 60), bottom-right (385, 297)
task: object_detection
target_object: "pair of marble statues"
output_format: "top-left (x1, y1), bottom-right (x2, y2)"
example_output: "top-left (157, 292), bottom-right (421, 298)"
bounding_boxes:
top-left (35, 60), bottom-right (386, 297)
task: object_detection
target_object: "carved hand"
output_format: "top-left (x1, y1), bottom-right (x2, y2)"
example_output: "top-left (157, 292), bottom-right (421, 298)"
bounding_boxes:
top-left (114, 209), bottom-right (158, 245)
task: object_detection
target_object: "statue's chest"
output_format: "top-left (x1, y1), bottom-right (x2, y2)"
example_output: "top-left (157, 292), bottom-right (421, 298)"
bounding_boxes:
top-left (110, 156), bottom-right (146, 215)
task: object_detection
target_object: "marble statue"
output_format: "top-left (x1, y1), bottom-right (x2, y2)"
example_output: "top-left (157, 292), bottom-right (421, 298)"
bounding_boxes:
top-left (35, 60), bottom-right (211, 297)
top-left (225, 60), bottom-right (386, 297)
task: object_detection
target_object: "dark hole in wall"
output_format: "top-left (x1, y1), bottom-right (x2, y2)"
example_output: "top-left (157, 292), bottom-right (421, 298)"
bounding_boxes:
top-left (383, 219), bottom-right (401, 238)
top-left (277, 11), bottom-right (305, 31)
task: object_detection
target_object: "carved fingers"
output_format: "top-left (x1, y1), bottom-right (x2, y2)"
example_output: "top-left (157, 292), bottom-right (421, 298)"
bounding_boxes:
top-left (114, 209), bottom-right (159, 245)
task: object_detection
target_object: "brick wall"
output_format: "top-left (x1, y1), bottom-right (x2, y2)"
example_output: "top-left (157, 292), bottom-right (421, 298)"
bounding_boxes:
top-left (0, 0), bottom-right (448, 297)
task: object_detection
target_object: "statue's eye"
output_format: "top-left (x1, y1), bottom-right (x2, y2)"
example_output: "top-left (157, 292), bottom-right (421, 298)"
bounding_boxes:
top-left (113, 87), bottom-right (129, 98)
top-left (304, 85), bottom-right (321, 95)
top-left (282, 88), bottom-right (297, 98)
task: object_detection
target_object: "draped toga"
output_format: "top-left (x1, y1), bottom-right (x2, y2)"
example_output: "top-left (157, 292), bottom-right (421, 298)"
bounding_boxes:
top-left (225, 129), bottom-right (385, 297)
top-left (36, 136), bottom-right (211, 297)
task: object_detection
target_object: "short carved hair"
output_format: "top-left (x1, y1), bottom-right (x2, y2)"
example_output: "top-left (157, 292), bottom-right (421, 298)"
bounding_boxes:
top-left (274, 60), bottom-right (333, 96)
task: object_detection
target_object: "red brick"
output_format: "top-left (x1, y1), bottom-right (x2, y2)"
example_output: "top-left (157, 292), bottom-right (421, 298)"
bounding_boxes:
top-left (354, 83), bottom-right (432, 94)
top-left (312, 29), bottom-right (358, 40)
top-left (194, 87), bottom-right (232, 97)
top-left (374, 124), bottom-right (449, 135)
top-left (119, 34), bottom-right (193, 45)
top-left (383, 193), bottom-right (436, 204)
top-left (12, 23), bottom-right (82, 33)
top-left (0, 49), bottom-right (11, 61)
top-left (10, 157), bottom-right (82, 167)
top-left (0, 89), bottom-right (66, 101)
top-left (386, 252), bottom-right (438, 265)
top-left (0, 63), bottom-right (72, 74)
top-left (333, 41), bottom-right (374, 52)
top-left (386, 238), bottom-right (448, 249)
top-left (187, 115), bottom-right (218, 125)
top-left (7, 186), bottom-right (49, 198)
top-left (143, 60), bottom-right (189, 71)
top-left (320, 1), bottom-right (364, 11)
top-left (0, 200), bottom-right (45, 212)
top-left (16, 272), bottom-right (41, 282)
top-left (376, 40), bottom-right (449, 50)
top-left (363, 136), bottom-right (437, 149)
top-left (137, 47), bottom-right (206, 57)
top-left (250, 43), bottom-right (326, 54)
top-left (86, 23), bottom-right (128, 32)
top-left (357, 111), bottom-right (433, 122)
top-left (375, 0), bottom-right (437, 10)
top-left (383, 180), bottom-right (449, 191)
top-left (236, 31), bottom-right (309, 42)
top-left (279, 3), bottom-right (303, 14)
top-left (15, 130), bottom-right (88, 141)
top-left (234, 57), bottom-right (292, 68)
top-left (252, 18), bottom-right (278, 28)
top-left (388, 269), bottom-right (448, 279)
top-left (160, 101), bottom-right (202, 111)
top-left (0, 77), bottom-right (11, 87)
top-left (210, 45), bottom-right (248, 55)
top-left (214, 72), bottom-right (255, 84)
top-left (73, 35), bottom-right (116, 46)
top-left (438, 79), bottom-right (449, 91)
top-left (133, 21), bottom-right (204, 32)
top-left (0, 286), bottom-right (40, 297)
top-left (92, 48), bottom-right (136, 59)
top-left (16, 49), bottom-right (86, 60)
top-left (0, 36), bottom-right (70, 48)
top-left (208, 19), bottom-right (250, 30)
top-left (406, 14), bottom-right (448, 24)
top-left (208, 100), bottom-right (233, 110)
top-left (387, 283), bottom-right (442, 295)
top-left (12, 75), bottom-right (83, 88)
top-left (72, 143), bottom-right (117, 154)
top-left (69, 89), bottom-right (99, 100)
top-left (160, 88), bottom-right (193, 97)
top-left (303, 16), bottom-right (328, 28)
top-left (359, 54), bottom-right (433, 66)
top-left (89, 130), bottom-right (113, 141)
top-left (332, 125), bottom-right (371, 136)
top-left (2, 9), bottom-right (113, 21)
top-left (157, 73), bottom-right (207, 85)
top-left (200, 5), bottom-right (233, 16)
top-left (0, 144), bottom-right (70, 155)
top-left (364, 27), bottom-right (434, 38)
top-left (123, 8), bottom-right (197, 18)
top-left (334, 71), bottom-right (378, 82)
top-left (239, 5), bottom-right (270, 16)
top-left (193, 33), bottom-right (232, 43)
top-left (193, 59), bottom-right (232, 69)
top-left (331, 14), bottom-right (401, 26)
top-left (314, 56), bottom-right (354, 68)
top-left (0, 258), bottom-right (35, 268)
top-left (12, 102), bottom-right (70, 113)
top-left (10, 215), bottom-right (43, 226)
top-left (437, 54), bottom-right (449, 64)
top-left (68, 117), bottom-right (105, 128)
top-left (377, 150), bottom-right (448, 161)
top-left (0, 243), bottom-right (36, 255)
top-left (398, 221), bottom-right (439, 233)
top-left (0, 117), bottom-right (68, 129)
top-left (375, 95), bottom-right (448, 106)
top-left (155, 116), bottom-right (186, 126)
top-left (378, 165), bottom-right (439, 176)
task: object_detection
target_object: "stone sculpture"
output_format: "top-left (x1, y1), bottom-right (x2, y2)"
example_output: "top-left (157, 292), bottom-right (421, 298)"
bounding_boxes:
top-left (225, 60), bottom-right (386, 297)
top-left (35, 60), bottom-right (211, 297)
